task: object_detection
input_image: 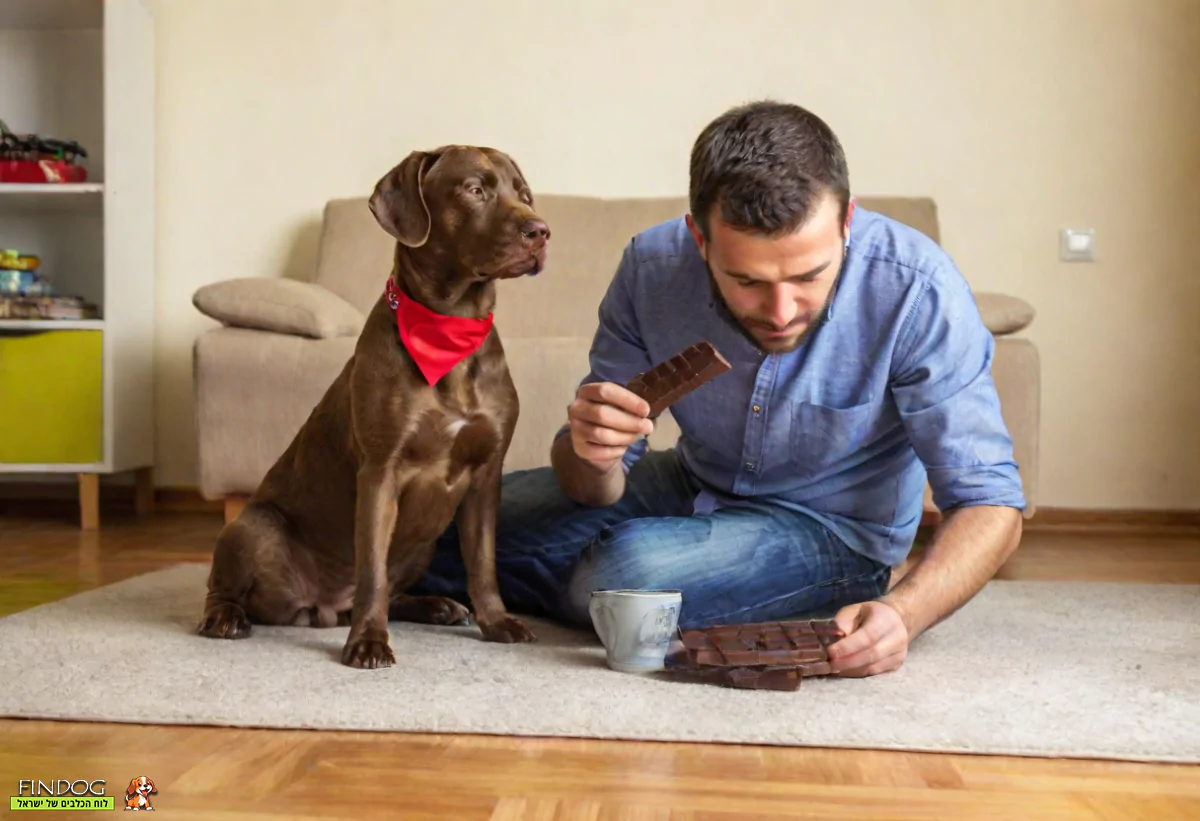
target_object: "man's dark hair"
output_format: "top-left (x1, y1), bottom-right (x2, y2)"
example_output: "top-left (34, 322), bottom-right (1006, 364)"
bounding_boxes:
top-left (689, 100), bottom-right (850, 240)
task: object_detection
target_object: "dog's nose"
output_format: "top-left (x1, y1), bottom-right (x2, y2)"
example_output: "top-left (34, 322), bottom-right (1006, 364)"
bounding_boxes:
top-left (520, 219), bottom-right (550, 242)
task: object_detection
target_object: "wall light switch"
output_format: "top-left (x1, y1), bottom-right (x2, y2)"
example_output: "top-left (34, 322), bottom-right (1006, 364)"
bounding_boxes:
top-left (1060, 228), bottom-right (1095, 262)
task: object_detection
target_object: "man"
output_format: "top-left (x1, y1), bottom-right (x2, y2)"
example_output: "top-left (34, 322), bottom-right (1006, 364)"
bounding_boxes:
top-left (415, 100), bottom-right (1026, 677)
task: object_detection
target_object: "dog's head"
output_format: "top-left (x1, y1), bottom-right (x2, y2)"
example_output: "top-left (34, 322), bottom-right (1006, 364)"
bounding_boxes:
top-left (126, 776), bottom-right (156, 797)
top-left (370, 145), bottom-right (550, 282)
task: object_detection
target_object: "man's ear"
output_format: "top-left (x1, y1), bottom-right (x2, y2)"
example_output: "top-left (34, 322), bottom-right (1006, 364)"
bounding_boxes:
top-left (843, 196), bottom-right (857, 242)
top-left (684, 213), bottom-right (708, 261)
top-left (370, 150), bottom-right (438, 247)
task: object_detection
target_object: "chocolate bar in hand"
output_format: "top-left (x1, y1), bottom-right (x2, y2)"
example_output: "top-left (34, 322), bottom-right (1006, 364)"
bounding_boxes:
top-left (625, 341), bottom-right (732, 417)
top-left (663, 619), bottom-right (846, 691)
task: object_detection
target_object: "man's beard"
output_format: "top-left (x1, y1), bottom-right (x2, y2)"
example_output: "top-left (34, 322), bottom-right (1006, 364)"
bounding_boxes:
top-left (705, 264), bottom-right (832, 354)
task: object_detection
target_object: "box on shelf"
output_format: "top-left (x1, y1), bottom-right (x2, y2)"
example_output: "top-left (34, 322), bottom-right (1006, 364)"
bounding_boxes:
top-left (0, 118), bottom-right (89, 183)
top-left (1, 250), bottom-right (51, 297)
top-left (0, 249), bottom-right (98, 317)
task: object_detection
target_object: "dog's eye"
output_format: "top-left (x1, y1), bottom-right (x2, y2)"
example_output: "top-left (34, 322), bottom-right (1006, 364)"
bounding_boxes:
top-left (469, 185), bottom-right (485, 199)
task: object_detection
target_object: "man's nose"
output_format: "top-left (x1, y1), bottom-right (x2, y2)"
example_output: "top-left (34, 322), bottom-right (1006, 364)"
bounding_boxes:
top-left (763, 285), bottom-right (799, 327)
top-left (520, 219), bottom-right (550, 243)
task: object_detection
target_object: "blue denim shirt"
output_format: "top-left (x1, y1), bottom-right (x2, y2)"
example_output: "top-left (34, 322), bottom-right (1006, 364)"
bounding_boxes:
top-left (557, 206), bottom-right (1027, 567)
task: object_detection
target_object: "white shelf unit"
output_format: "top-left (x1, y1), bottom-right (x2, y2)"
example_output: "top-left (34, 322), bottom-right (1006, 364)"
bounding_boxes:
top-left (0, 182), bottom-right (104, 194)
top-left (0, 319), bottom-right (105, 330)
top-left (0, 0), bottom-right (156, 528)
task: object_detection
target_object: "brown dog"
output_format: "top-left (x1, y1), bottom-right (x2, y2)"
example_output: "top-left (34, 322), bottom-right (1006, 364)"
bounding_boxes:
top-left (196, 145), bottom-right (548, 668)
top-left (124, 776), bottom-right (156, 811)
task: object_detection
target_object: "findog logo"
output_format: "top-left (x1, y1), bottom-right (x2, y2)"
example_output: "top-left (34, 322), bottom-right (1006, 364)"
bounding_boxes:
top-left (124, 776), bottom-right (157, 811)
top-left (11, 778), bottom-right (112, 812)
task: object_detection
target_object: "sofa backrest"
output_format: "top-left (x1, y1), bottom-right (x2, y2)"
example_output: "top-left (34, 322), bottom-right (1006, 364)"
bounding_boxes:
top-left (312, 197), bottom-right (394, 315)
top-left (312, 193), bottom-right (941, 343)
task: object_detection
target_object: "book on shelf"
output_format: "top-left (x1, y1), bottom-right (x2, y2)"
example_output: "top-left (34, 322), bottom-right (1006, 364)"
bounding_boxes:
top-left (0, 295), bottom-right (100, 321)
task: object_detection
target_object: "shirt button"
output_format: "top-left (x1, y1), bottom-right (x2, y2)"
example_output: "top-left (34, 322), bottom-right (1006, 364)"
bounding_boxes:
top-left (752, 405), bottom-right (761, 414)
top-left (745, 461), bottom-right (755, 470)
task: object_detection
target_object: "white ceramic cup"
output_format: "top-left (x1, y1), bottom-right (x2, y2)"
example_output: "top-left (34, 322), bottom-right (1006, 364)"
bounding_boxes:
top-left (588, 589), bottom-right (682, 673)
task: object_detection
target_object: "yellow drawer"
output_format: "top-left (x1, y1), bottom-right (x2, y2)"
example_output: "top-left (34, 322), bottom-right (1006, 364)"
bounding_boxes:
top-left (0, 329), bottom-right (103, 464)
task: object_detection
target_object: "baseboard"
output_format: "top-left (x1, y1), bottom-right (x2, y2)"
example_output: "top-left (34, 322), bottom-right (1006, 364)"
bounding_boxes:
top-left (3, 482), bottom-right (1198, 531)
top-left (0, 482), bottom-right (222, 515)
top-left (921, 506), bottom-right (1200, 532)
top-left (155, 488), bottom-right (224, 514)
top-left (1024, 507), bottom-right (1200, 531)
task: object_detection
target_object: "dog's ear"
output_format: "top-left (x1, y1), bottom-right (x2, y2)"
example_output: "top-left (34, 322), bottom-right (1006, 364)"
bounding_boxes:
top-left (370, 150), bottom-right (437, 247)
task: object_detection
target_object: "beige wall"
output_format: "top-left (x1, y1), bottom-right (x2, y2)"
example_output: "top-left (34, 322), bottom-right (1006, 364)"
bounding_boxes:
top-left (153, 0), bottom-right (1200, 509)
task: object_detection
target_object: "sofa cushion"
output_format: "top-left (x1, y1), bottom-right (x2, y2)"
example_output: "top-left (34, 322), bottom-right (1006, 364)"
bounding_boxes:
top-left (974, 292), bottom-right (1036, 335)
top-left (314, 198), bottom-right (395, 316)
top-left (494, 196), bottom-right (690, 340)
top-left (193, 277), bottom-right (365, 339)
top-left (856, 197), bottom-right (940, 244)
top-left (501, 335), bottom-right (683, 473)
top-left (500, 336), bottom-right (593, 472)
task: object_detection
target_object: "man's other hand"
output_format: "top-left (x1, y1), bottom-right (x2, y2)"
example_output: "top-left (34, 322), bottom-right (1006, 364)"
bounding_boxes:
top-left (827, 600), bottom-right (909, 677)
top-left (567, 381), bottom-right (655, 470)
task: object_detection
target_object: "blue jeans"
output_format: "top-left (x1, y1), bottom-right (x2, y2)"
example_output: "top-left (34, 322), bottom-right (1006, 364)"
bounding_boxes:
top-left (411, 449), bottom-right (893, 631)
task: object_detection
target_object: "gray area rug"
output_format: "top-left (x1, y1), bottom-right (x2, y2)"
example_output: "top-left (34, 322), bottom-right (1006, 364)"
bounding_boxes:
top-left (0, 564), bottom-right (1196, 763)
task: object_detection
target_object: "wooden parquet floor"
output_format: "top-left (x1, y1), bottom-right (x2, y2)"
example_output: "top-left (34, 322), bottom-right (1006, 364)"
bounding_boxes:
top-left (1, 508), bottom-right (1198, 820)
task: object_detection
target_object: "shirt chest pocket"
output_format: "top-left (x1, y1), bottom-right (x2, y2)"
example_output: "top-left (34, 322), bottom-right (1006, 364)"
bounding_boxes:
top-left (788, 398), bottom-right (877, 475)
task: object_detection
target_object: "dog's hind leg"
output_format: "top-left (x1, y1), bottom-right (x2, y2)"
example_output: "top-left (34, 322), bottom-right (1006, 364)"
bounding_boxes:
top-left (197, 520), bottom-right (258, 639)
top-left (198, 503), bottom-right (312, 639)
top-left (385, 540), bottom-right (471, 626)
top-left (389, 593), bottom-right (472, 626)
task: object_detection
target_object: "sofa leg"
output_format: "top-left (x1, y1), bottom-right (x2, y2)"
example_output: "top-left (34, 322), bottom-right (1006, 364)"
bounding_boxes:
top-left (224, 495), bottom-right (247, 525)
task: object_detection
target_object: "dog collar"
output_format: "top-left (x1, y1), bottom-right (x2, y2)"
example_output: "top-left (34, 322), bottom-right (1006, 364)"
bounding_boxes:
top-left (385, 277), bottom-right (494, 386)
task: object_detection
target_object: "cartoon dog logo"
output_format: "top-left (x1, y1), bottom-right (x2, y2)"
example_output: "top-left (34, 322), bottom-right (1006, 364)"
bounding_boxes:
top-left (124, 776), bottom-right (156, 811)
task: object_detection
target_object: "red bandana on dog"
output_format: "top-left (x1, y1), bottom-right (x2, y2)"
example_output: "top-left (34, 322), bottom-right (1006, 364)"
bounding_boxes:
top-left (386, 276), bottom-right (494, 386)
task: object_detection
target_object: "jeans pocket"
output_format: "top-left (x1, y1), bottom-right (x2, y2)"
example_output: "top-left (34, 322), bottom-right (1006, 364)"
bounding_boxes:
top-left (789, 399), bottom-right (876, 479)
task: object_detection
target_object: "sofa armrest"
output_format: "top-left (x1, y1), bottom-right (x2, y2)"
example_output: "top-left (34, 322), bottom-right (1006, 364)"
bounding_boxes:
top-left (192, 277), bottom-right (366, 339)
top-left (974, 292), bottom-right (1036, 336)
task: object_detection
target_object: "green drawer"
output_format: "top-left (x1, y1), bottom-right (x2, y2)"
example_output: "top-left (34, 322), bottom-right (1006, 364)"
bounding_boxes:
top-left (0, 329), bottom-right (103, 464)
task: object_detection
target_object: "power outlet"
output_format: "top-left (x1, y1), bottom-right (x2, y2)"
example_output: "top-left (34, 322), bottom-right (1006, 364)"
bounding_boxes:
top-left (1060, 228), bottom-right (1095, 262)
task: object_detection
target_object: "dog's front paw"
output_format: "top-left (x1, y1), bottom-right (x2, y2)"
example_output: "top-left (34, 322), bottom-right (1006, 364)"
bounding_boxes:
top-left (197, 603), bottom-right (251, 639)
top-left (478, 614), bottom-right (536, 644)
top-left (341, 632), bottom-right (395, 669)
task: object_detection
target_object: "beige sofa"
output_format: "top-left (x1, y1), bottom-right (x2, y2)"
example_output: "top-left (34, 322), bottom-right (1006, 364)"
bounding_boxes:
top-left (192, 195), bottom-right (1039, 524)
